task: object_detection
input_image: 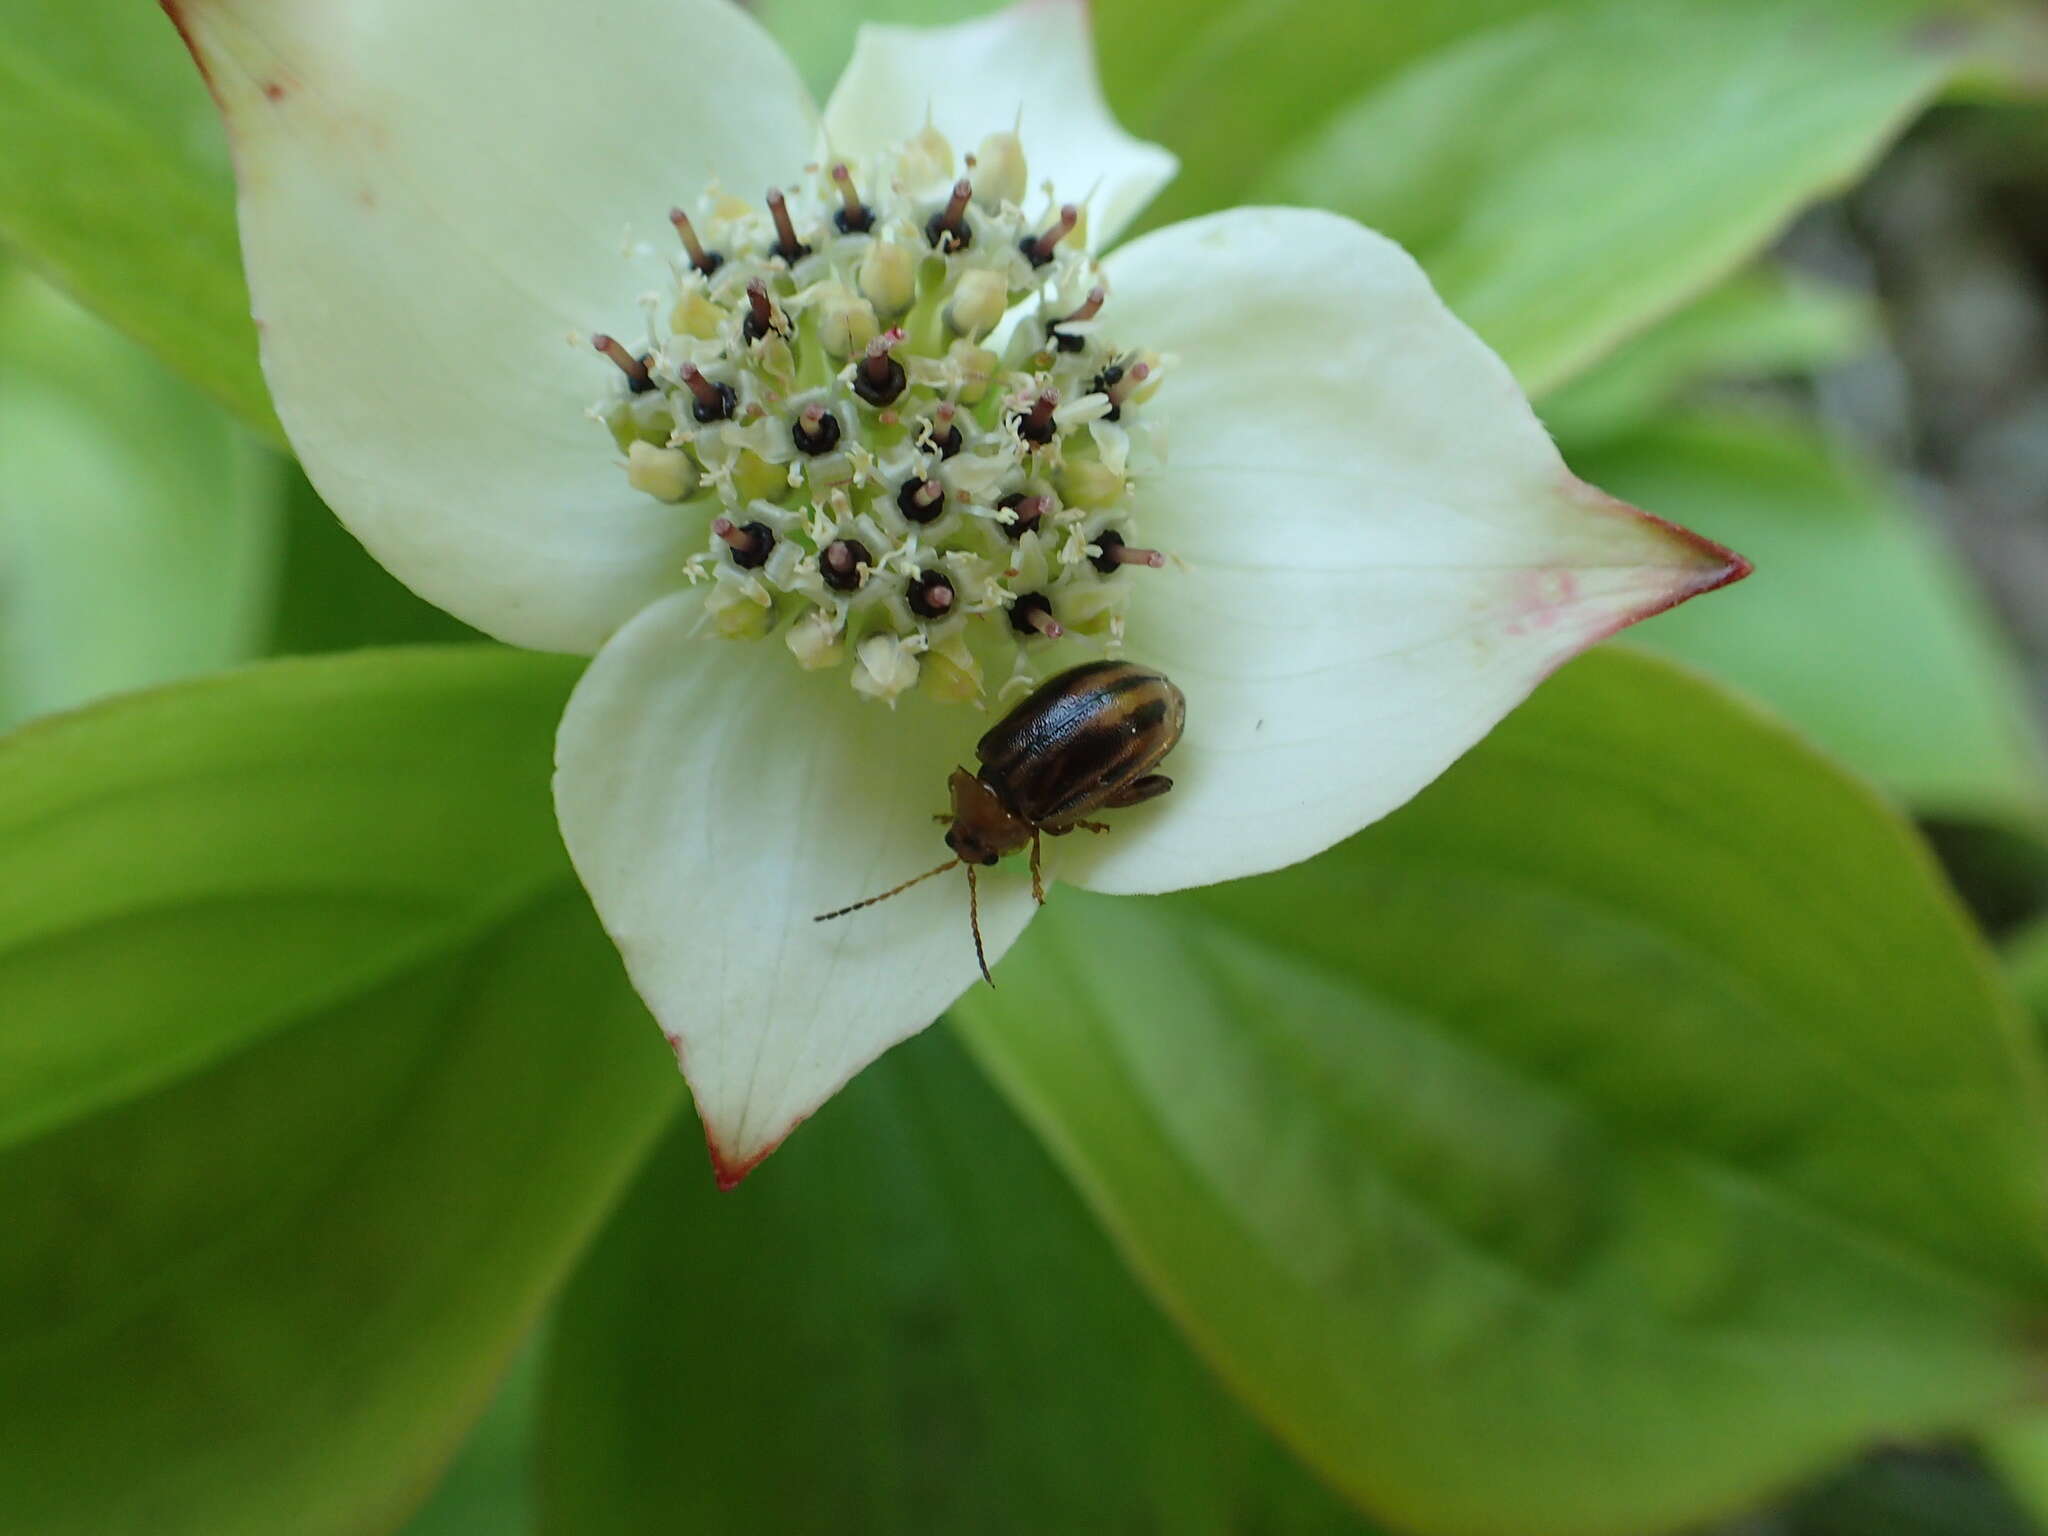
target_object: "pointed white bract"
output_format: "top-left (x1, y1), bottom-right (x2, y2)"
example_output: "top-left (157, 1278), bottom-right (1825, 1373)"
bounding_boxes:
top-left (174, 0), bottom-right (1745, 1180)
top-left (174, 0), bottom-right (820, 654)
top-left (554, 590), bottom-right (1036, 1185)
top-left (821, 0), bottom-right (1179, 249)
top-left (1064, 208), bottom-right (1745, 895)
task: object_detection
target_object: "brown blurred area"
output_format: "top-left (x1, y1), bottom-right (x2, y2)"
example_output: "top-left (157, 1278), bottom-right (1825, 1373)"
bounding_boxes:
top-left (1801, 104), bottom-right (2048, 717)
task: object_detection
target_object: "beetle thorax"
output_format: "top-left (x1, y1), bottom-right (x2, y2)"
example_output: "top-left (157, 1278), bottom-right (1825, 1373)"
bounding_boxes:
top-left (943, 768), bottom-right (1033, 865)
top-left (593, 128), bottom-right (1168, 709)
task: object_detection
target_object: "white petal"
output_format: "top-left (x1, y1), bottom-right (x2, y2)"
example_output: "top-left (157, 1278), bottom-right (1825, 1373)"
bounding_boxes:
top-left (555, 591), bottom-right (1037, 1183)
top-left (1065, 208), bottom-right (1747, 896)
top-left (821, 0), bottom-right (1175, 249)
top-left (171, 0), bottom-right (819, 653)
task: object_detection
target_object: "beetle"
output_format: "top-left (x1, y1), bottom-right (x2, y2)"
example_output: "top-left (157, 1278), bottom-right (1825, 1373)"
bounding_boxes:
top-left (815, 659), bottom-right (1186, 983)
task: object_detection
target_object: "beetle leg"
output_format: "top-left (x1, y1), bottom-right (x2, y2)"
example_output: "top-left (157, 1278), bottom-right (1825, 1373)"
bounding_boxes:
top-left (931, 812), bottom-right (954, 825)
top-left (1030, 830), bottom-right (1045, 904)
top-left (1102, 773), bottom-right (1173, 809)
top-left (1049, 819), bottom-right (1112, 836)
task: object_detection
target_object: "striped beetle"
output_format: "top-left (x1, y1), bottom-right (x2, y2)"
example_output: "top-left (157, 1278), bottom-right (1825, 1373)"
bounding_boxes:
top-left (816, 660), bottom-right (1186, 982)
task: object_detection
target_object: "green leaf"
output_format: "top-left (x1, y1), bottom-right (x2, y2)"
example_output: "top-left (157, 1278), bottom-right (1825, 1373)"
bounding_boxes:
top-left (0, 265), bottom-right (281, 729)
top-left (399, 1330), bottom-right (545, 1536)
top-left (1538, 267), bottom-right (1877, 446)
top-left (539, 1025), bottom-right (1375, 1535)
top-left (0, 0), bottom-right (275, 437)
top-left (764, 0), bottom-right (1948, 396)
top-left (2008, 921), bottom-right (2048, 1028)
top-left (1253, 0), bottom-right (1952, 392)
top-left (0, 648), bottom-right (678, 1536)
top-left (1575, 412), bottom-right (2048, 826)
top-left (954, 647), bottom-right (2048, 1536)
top-left (1981, 1418), bottom-right (2048, 1536)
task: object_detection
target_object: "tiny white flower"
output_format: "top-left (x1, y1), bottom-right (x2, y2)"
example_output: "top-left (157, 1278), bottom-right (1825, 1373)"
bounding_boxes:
top-left (850, 632), bottom-right (926, 705)
top-left (170, 0), bottom-right (1746, 1184)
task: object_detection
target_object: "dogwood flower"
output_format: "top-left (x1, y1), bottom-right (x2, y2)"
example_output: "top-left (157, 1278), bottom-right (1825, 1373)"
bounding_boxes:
top-left (170, 0), bottom-right (1746, 1184)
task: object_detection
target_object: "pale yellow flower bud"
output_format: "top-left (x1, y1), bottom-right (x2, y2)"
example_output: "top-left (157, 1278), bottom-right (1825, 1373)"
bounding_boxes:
top-left (819, 292), bottom-right (879, 358)
top-left (946, 268), bottom-right (1008, 340)
top-left (972, 132), bottom-right (1028, 207)
top-left (670, 287), bottom-right (721, 340)
top-left (896, 123), bottom-right (954, 192)
top-left (733, 450), bottom-right (790, 503)
top-left (851, 633), bottom-right (922, 704)
top-left (947, 340), bottom-right (997, 403)
top-left (858, 242), bottom-right (918, 317)
top-left (785, 609), bottom-right (844, 670)
top-left (1058, 456), bottom-right (1126, 510)
top-left (625, 440), bottom-right (697, 502)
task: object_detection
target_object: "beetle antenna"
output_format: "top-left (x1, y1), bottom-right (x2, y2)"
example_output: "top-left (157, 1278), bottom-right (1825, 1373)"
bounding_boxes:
top-left (968, 865), bottom-right (992, 987)
top-left (813, 858), bottom-right (960, 922)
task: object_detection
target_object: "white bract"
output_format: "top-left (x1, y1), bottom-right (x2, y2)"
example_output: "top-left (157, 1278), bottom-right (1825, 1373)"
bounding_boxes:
top-left (174, 0), bottom-right (1746, 1183)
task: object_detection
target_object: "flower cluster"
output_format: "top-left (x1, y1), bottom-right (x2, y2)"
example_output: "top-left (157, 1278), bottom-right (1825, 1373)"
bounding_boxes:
top-left (596, 133), bottom-right (1166, 706)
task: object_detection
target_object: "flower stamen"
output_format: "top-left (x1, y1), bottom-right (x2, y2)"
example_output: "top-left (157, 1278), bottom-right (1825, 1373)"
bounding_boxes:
top-left (1090, 530), bottom-right (1165, 570)
top-left (1021, 204), bottom-right (1079, 268)
top-left (792, 402), bottom-right (841, 455)
top-left (679, 363), bottom-right (737, 422)
top-left (712, 516), bottom-right (774, 568)
top-left (854, 331), bottom-right (908, 407)
top-left (926, 402), bottom-right (963, 459)
top-left (1015, 390), bottom-right (1059, 446)
top-left (908, 570), bottom-right (956, 618)
top-left (926, 178), bottom-right (974, 252)
top-left (898, 477), bottom-right (947, 523)
top-left (829, 163), bottom-right (874, 234)
top-left (1094, 361), bottom-right (1150, 421)
top-left (592, 333), bottom-right (655, 393)
top-left (1049, 285), bottom-right (1105, 352)
top-left (821, 538), bottom-right (871, 591)
top-left (998, 492), bottom-right (1049, 539)
top-left (668, 208), bottom-right (724, 277)
top-left (742, 278), bottom-right (783, 342)
top-left (764, 187), bottom-right (811, 264)
top-left (1010, 593), bottom-right (1062, 639)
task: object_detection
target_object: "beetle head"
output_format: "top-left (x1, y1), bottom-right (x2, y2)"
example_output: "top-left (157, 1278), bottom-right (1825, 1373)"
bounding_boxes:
top-left (944, 768), bottom-right (1031, 865)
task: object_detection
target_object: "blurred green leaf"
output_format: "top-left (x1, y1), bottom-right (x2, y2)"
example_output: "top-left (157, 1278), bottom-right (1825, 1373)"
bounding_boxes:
top-left (954, 647), bottom-right (2048, 1536)
top-left (399, 1331), bottom-right (545, 1536)
top-left (1981, 1418), bottom-right (2048, 1536)
top-left (0, 0), bottom-right (1955, 451)
top-left (766, 0), bottom-right (1946, 395)
top-left (0, 265), bottom-right (280, 729)
top-left (1254, 0), bottom-right (1951, 393)
top-left (1538, 267), bottom-right (1877, 445)
top-left (0, 0), bottom-right (274, 437)
top-left (1575, 412), bottom-right (2048, 826)
top-left (0, 647), bottom-right (677, 1536)
top-left (539, 1025), bottom-right (1373, 1535)
top-left (2007, 921), bottom-right (2048, 1027)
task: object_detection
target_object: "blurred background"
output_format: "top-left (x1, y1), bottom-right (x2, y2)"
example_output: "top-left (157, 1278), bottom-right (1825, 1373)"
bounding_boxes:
top-left (5, 1), bottom-right (2048, 1533)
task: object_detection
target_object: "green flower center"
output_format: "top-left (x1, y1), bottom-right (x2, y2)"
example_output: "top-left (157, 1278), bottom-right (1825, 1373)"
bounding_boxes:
top-left (593, 128), bottom-right (1165, 706)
